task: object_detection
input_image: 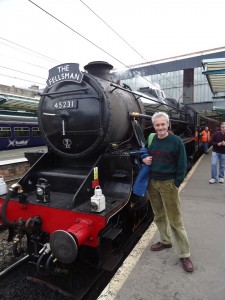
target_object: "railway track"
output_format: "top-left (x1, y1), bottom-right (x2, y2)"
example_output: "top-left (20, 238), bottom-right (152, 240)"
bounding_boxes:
top-left (0, 214), bottom-right (151, 300)
top-left (0, 248), bottom-right (104, 300)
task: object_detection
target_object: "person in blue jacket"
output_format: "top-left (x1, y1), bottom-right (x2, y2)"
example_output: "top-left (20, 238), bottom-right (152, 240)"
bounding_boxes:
top-left (142, 112), bottom-right (194, 272)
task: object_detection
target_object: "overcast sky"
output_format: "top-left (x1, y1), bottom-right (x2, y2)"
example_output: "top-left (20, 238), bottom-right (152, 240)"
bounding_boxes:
top-left (0, 0), bottom-right (225, 89)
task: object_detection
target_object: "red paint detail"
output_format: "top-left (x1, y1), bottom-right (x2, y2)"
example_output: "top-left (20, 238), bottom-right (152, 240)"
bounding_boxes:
top-left (0, 198), bottom-right (106, 247)
top-left (194, 130), bottom-right (199, 141)
top-left (0, 202), bottom-right (3, 225)
top-left (92, 179), bottom-right (99, 188)
top-left (67, 220), bottom-right (93, 246)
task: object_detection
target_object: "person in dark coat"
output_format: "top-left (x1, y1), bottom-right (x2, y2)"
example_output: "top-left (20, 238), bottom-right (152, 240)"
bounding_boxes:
top-left (142, 112), bottom-right (194, 272)
top-left (209, 122), bottom-right (225, 184)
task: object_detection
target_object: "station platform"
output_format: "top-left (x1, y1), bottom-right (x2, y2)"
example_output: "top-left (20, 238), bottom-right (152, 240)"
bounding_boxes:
top-left (0, 146), bottom-right (47, 164)
top-left (98, 149), bottom-right (225, 300)
top-left (0, 146), bottom-right (47, 183)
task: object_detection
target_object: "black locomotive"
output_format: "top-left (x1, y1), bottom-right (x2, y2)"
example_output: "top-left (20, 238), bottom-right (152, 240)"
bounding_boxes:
top-left (0, 61), bottom-right (219, 275)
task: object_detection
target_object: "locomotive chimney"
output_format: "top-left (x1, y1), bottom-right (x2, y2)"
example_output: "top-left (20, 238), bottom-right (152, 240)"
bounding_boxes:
top-left (84, 61), bottom-right (113, 80)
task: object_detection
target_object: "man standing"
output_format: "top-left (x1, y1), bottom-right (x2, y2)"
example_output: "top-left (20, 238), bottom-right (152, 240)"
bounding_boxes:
top-left (200, 126), bottom-right (211, 154)
top-left (209, 122), bottom-right (225, 184)
top-left (142, 112), bottom-right (194, 272)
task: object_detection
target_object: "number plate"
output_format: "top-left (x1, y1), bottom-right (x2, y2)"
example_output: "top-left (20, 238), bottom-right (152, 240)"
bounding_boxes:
top-left (53, 100), bottom-right (78, 109)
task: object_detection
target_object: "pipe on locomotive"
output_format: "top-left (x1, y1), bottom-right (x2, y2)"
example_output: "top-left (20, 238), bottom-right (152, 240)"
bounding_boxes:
top-left (129, 112), bottom-right (152, 119)
top-left (0, 183), bottom-right (23, 227)
top-left (130, 111), bottom-right (189, 124)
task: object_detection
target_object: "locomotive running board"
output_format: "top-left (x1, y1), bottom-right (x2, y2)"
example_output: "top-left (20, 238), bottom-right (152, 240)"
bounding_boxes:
top-left (102, 253), bottom-right (123, 271)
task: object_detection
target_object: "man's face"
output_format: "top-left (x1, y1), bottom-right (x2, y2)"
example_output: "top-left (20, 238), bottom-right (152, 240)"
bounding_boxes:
top-left (153, 116), bottom-right (169, 138)
top-left (221, 124), bottom-right (225, 134)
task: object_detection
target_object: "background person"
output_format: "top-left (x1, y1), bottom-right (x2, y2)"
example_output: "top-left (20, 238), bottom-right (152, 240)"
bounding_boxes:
top-left (209, 122), bottom-right (225, 184)
top-left (141, 112), bottom-right (194, 273)
top-left (200, 126), bottom-right (211, 154)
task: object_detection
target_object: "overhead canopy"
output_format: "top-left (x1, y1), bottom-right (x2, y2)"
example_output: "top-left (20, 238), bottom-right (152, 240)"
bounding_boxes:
top-left (0, 93), bottom-right (39, 112)
top-left (202, 58), bottom-right (225, 94)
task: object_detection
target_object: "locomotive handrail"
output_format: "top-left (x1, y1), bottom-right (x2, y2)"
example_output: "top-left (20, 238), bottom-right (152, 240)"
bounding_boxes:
top-left (129, 112), bottom-right (189, 124)
top-left (110, 83), bottom-right (181, 113)
top-left (39, 88), bottom-right (89, 97)
top-left (129, 112), bottom-right (152, 120)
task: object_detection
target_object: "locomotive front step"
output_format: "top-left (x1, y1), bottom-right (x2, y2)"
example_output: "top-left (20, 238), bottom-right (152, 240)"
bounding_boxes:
top-left (101, 227), bottom-right (122, 241)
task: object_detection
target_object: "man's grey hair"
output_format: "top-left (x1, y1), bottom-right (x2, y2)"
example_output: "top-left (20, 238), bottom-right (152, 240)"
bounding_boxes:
top-left (152, 112), bottom-right (170, 124)
top-left (221, 122), bottom-right (225, 126)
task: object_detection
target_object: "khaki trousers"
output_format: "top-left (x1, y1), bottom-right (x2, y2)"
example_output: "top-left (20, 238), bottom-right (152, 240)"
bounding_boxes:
top-left (148, 179), bottom-right (190, 258)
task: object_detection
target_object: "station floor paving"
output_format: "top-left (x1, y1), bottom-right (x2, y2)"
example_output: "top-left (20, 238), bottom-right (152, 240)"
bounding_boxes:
top-left (98, 150), bottom-right (225, 300)
top-left (0, 146), bottom-right (47, 164)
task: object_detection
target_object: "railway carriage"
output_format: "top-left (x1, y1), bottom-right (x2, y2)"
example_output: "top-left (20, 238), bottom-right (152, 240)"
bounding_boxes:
top-left (0, 120), bottom-right (45, 150)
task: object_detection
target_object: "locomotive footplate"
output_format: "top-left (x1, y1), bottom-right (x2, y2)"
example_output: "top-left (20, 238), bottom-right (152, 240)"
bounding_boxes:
top-left (25, 192), bottom-right (74, 209)
top-left (75, 195), bottom-right (128, 217)
top-left (24, 192), bottom-right (128, 217)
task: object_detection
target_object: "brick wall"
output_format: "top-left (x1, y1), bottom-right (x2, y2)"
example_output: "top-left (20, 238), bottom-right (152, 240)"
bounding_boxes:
top-left (0, 162), bottom-right (30, 182)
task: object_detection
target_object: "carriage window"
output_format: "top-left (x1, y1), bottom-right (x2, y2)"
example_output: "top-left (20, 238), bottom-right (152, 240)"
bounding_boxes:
top-left (32, 127), bottom-right (41, 137)
top-left (14, 127), bottom-right (30, 137)
top-left (0, 127), bottom-right (11, 138)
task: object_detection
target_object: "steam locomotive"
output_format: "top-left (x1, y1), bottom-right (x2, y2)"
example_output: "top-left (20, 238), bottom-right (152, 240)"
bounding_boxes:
top-left (0, 61), bottom-right (219, 275)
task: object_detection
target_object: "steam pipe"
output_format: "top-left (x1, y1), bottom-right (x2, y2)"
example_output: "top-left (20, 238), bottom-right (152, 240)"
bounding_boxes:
top-left (0, 183), bottom-right (23, 227)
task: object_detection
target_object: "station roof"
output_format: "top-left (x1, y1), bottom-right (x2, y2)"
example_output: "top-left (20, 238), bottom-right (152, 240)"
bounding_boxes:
top-left (0, 93), bottom-right (40, 112)
top-left (202, 58), bottom-right (225, 94)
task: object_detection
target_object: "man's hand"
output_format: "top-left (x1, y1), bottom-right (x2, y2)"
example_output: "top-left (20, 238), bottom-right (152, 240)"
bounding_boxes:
top-left (142, 156), bottom-right (153, 165)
